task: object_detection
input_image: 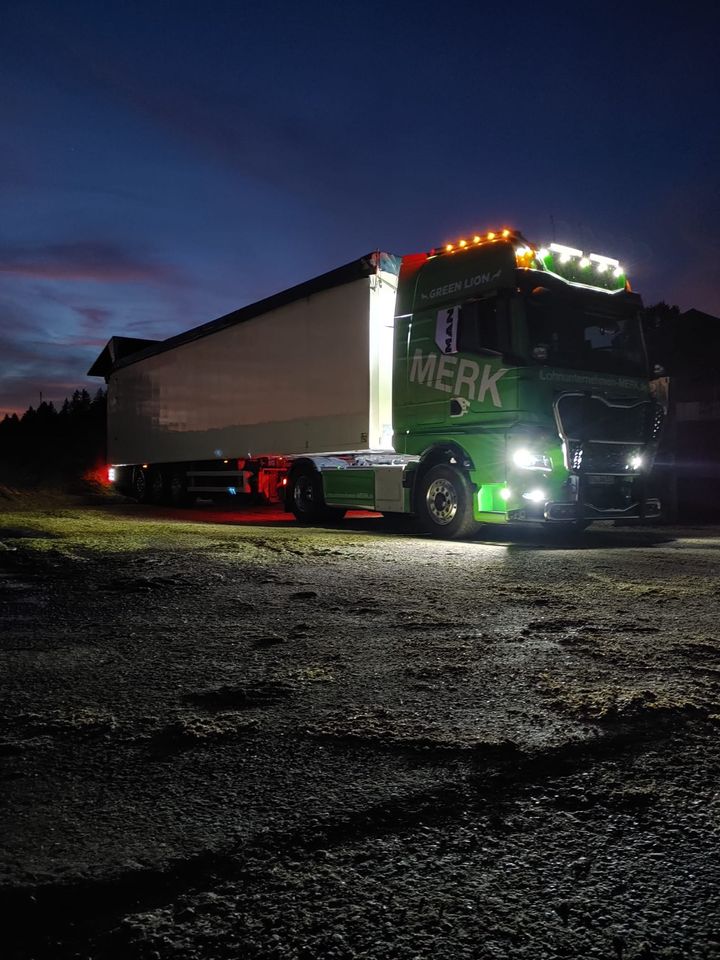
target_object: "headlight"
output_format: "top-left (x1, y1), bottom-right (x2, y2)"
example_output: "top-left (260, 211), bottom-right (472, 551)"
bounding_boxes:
top-left (522, 488), bottom-right (547, 503)
top-left (512, 448), bottom-right (552, 471)
top-left (627, 454), bottom-right (643, 472)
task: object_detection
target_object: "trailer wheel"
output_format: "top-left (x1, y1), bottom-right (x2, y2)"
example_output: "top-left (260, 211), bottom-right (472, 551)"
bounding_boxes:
top-left (416, 464), bottom-right (479, 540)
top-left (169, 472), bottom-right (195, 508)
top-left (132, 466), bottom-right (151, 503)
top-left (289, 466), bottom-right (344, 524)
top-left (148, 469), bottom-right (167, 505)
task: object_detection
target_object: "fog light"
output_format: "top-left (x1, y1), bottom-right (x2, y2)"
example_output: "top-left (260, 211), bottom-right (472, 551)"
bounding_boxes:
top-left (628, 455), bottom-right (643, 471)
top-left (522, 488), bottom-right (547, 503)
top-left (500, 487), bottom-right (512, 501)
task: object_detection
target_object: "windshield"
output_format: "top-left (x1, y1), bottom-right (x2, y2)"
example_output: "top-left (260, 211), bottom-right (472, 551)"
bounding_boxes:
top-left (521, 285), bottom-right (648, 378)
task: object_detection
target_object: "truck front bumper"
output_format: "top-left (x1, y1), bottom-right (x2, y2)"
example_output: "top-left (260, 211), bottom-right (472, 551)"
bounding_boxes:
top-left (544, 498), bottom-right (661, 522)
top-left (508, 497), bottom-right (661, 523)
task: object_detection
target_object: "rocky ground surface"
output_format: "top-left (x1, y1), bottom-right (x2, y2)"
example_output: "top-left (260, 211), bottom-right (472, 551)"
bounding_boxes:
top-left (1, 490), bottom-right (719, 959)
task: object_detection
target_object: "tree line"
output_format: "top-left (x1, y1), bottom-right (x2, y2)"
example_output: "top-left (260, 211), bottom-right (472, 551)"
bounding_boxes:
top-left (0, 388), bottom-right (107, 486)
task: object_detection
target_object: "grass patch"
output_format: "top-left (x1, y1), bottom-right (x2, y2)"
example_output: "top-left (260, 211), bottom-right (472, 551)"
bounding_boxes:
top-left (0, 501), bottom-right (372, 562)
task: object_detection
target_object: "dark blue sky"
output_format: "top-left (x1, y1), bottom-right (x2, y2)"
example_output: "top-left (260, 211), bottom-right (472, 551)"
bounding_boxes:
top-left (1, 0), bottom-right (718, 415)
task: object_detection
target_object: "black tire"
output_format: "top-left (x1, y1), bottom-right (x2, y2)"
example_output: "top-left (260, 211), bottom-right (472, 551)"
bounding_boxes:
top-left (289, 466), bottom-right (345, 524)
top-left (169, 471), bottom-right (195, 508)
top-left (132, 466), bottom-right (151, 503)
top-left (415, 463), bottom-right (479, 539)
top-left (148, 469), bottom-right (167, 505)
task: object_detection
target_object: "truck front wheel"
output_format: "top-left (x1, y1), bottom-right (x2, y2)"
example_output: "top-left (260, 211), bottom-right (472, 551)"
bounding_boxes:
top-left (416, 464), bottom-right (479, 540)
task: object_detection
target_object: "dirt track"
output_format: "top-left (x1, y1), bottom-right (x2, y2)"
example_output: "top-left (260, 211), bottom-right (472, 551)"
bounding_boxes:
top-left (1, 495), bottom-right (719, 959)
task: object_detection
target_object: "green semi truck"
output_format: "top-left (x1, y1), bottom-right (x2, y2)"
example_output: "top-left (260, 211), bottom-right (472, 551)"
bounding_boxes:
top-left (90, 228), bottom-right (662, 538)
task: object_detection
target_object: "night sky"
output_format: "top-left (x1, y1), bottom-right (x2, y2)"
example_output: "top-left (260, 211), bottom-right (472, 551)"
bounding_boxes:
top-left (1, 0), bottom-right (718, 417)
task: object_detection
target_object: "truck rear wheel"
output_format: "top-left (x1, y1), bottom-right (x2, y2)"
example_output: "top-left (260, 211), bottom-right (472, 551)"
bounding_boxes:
top-left (289, 466), bottom-right (345, 524)
top-left (416, 464), bottom-right (479, 540)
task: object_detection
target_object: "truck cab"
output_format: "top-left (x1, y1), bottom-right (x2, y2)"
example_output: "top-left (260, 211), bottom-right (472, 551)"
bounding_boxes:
top-left (389, 231), bottom-right (663, 536)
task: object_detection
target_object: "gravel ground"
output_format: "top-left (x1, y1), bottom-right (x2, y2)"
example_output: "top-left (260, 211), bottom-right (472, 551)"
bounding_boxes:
top-left (1, 492), bottom-right (719, 959)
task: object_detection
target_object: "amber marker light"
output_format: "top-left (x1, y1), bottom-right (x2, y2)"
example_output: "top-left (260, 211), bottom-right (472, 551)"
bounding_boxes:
top-left (487, 231), bottom-right (496, 240)
top-left (502, 229), bottom-right (510, 237)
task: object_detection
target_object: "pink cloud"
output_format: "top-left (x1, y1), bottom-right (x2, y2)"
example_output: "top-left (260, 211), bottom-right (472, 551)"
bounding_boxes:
top-left (0, 241), bottom-right (180, 285)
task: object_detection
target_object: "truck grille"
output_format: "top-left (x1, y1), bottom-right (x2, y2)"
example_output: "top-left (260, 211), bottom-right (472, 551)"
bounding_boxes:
top-left (555, 393), bottom-right (663, 444)
top-left (556, 393), bottom-right (663, 475)
top-left (567, 441), bottom-right (641, 475)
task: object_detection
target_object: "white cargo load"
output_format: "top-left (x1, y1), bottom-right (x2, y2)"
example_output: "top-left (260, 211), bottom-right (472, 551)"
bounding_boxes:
top-left (98, 255), bottom-right (399, 466)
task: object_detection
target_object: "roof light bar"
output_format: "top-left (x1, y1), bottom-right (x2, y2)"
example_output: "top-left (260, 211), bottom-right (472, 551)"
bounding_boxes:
top-left (533, 242), bottom-right (627, 291)
top-left (549, 243), bottom-right (583, 259)
top-left (433, 228), bottom-right (517, 256)
top-left (589, 253), bottom-right (620, 267)
top-left (429, 232), bottom-right (626, 289)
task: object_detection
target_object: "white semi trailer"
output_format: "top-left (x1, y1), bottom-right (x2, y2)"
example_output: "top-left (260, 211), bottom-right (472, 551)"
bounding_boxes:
top-left (89, 253), bottom-right (407, 516)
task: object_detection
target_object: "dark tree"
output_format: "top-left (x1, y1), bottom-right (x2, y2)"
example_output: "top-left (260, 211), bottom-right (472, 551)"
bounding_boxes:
top-left (0, 388), bottom-right (107, 488)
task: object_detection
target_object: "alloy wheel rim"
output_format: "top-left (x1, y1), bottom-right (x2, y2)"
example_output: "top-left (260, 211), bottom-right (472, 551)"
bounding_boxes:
top-left (426, 478), bottom-right (458, 525)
